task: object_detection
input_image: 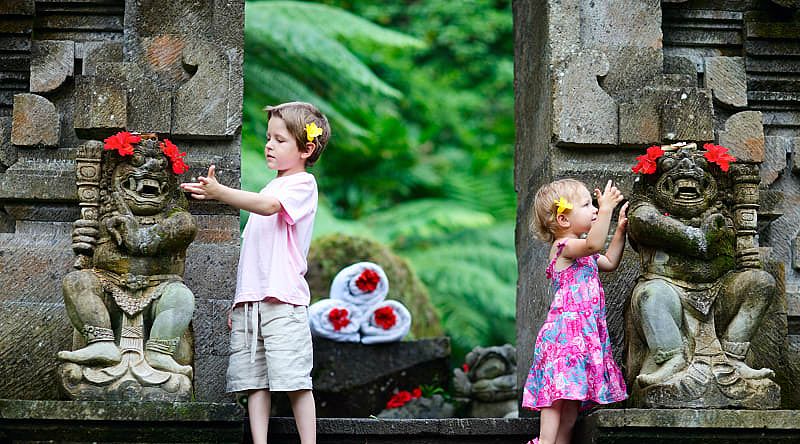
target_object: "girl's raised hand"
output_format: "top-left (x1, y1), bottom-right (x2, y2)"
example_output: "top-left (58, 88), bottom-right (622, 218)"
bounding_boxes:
top-left (617, 201), bottom-right (629, 231)
top-left (595, 180), bottom-right (624, 211)
top-left (180, 165), bottom-right (220, 200)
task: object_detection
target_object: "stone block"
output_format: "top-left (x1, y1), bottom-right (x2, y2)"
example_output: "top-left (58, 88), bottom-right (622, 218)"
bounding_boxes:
top-left (719, 111), bottom-right (765, 163)
top-left (30, 40), bottom-right (74, 93)
top-left (10, 93), bottom-right (59, 147)
top-left (762, 136), bottom-right (791, 185)
top-left (172, 39), bottom-right (239, 137)
top-left (0, 151), bottom-right (76, 201)
top-left (0, 116), bottom-right (16, 170)
top-left (552, 50), bottom-right (618, 146)
top-left (664, 55), bottom-right (697, 77)
top-left (184, 242), bottom-right (239, 302)
top-left (661, 88), bottom-right (714, 142)
top-left (94, 62), bottom-right (172, 134)
top-left (0, 302), bottom-right (73, 400)
top-left (704, 56), bottom-right (747, 109)
top-left (73, 75), bottom-right (126, 137)
top-left (0, 0), bottom-right (34, 15)
top-left (192, 353), bottom-right (230, 403)
top-left (619, 86), bottom-right (663, 145)
top-left (80, 41), bottom-right (122, 76)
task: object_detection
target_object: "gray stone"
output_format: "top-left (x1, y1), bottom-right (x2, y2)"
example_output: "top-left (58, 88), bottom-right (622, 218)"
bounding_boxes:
top-left (664, 55), bottom-right (698, 77)
top-left (619, 86), bottom-right (664, 145)
top-left (80, 41), bottom-right (122, 76)
top-left (0, 0), bottom-right (34, 15)
top-left (718, 111), bottom-right (765, 163)
top-left (10, 93), bottom-right (60, 147)
top-left (377, 394), bottom-right (455, 419)
top-left (552, 50), bottom-right (618, 146)
top-left (73, 75), bottom-right (127, 136)
top-left (661, 88), bottom-right (714, 142)
top-left (0, 116), bottom-right (16, 170)
top-left (172, 39), bottom-right (238, 137)
top-left (761, 136), bottom-right (791, 185)
top-left (771, 0), bottom-right (800, 8)
top-left (30, 40), bottom-right (74, 93)
top-left (93, 62), bottom-right (172, 134)
top-left (704, 57), bottom-right (747, 109)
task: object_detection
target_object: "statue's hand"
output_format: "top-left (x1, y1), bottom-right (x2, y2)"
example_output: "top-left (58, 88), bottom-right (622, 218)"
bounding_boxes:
top-left (105, 214), bottom-right (138, 247)
top-left (72, 219), bottom-right (99, 255)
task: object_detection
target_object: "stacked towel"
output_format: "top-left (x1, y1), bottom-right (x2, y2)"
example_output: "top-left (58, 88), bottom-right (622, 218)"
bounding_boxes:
top-left (309, 261), bottom-right (411, 344)
top-left (360, 300), bottom-right (412, 344)
top-left (309, 299), bottom-right (361, 343)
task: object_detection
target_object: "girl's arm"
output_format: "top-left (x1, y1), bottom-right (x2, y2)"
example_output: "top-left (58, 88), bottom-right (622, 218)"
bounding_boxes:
top-left (180, 165), bottom-right (282, 216)
top-left (597, 202), bottom-right (628, 272)
top-left (562, 180), bottom-right (623, 259)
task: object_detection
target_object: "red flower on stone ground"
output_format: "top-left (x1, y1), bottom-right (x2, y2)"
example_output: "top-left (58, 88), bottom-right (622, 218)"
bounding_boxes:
top-left (374, 306), bottom-right (397, 330)
top-left (631, 145), bottom-right (664, 174)
top-left (328, 308), bottom-right (350, 331)
top-left (703, 143), bottom-right (737, 172)
top-left (355, 268), bottom-right (380, 293)
top-left (385, 386), bottom-right (422, 409)
top-left (103, 131), bottom-right (141, 156)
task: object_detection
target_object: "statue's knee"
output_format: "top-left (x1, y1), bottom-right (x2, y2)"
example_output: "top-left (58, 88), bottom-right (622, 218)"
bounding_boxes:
top-left (161, 283), bottom-right (195, 312)
top-left (634, 281), bottom-right (680, 308)
top-left (737, 269), bottom-right (777, 299)
top-left (62, 270), bottom-right (98, 298)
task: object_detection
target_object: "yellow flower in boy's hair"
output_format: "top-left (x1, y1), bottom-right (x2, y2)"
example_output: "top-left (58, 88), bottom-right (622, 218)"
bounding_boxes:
top-left (305, 122), bottom-right (323, 142)
top-left (554, 196), bottom-right (573, 215)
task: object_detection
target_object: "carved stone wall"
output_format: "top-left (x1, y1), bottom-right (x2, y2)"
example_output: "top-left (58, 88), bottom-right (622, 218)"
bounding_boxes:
top-left (515, 0), bottom-right (800, 409)
top-left (0, 0), bottom-right (243, 402)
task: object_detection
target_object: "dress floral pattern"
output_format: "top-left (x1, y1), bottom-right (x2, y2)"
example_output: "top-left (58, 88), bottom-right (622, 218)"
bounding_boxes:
top-left (522, 240), bottom-right (628, 411)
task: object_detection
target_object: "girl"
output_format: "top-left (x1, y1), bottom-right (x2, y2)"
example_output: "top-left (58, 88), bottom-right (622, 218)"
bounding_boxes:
top-left (523, 179), bottom-right (629, 444)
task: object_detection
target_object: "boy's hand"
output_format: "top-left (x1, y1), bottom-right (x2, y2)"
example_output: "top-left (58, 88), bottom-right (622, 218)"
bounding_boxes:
top-left (617, 201), bottom-right (629, 232)
top-left (227, 307), bottom-right (233, 330)
top-left (180, 165), bottom-right (221, 200)
top-left (594, 180), bottom-right (624, 211)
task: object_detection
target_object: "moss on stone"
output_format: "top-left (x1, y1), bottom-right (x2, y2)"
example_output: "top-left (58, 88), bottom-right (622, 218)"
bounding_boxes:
top-left (307, 234), bottom-right (444, 339)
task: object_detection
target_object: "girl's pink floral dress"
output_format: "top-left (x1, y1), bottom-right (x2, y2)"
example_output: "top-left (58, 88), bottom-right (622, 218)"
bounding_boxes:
top-left (522, 240), bottom-right (627, 411)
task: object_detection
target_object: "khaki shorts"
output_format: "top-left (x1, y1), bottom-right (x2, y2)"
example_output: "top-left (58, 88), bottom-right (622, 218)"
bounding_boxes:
top-left (225, 301), bottom-right (313, 393)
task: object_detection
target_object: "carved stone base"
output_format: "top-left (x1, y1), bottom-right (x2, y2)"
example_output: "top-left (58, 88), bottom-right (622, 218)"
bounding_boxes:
top-left (58, 362), bottom-right (191, 402)
top-left (632, 374), bottom-right (780, 409)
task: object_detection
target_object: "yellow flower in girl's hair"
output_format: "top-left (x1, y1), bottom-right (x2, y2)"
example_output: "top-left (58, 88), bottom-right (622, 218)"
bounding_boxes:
top-left (305, 122), bottom-right (323, 142)
top-left (554, 196), bottom-right (573, 214)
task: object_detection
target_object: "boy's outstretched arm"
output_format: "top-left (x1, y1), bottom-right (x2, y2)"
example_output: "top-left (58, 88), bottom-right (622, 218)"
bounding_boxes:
top-left (597, 201), bottom-right (628, 272)
top-left (180, 165), bottom-right (282, 216)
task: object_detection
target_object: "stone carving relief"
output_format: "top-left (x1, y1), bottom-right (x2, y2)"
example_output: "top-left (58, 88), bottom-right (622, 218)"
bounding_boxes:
top-left (58, 135), bottom-right (197, 401)
top-left (452, 344), bottom-right (517, 417)
top-left (626, 143), bottom-right (780, 408)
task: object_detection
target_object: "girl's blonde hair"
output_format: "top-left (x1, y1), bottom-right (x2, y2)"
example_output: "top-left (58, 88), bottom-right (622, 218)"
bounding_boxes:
top-left (531, 178), bottom-right (587, 242)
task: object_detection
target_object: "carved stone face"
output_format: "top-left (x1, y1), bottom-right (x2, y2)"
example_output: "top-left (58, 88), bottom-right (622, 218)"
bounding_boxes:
top-left (112, 141), bottom-right (171, 216)
top-left (653, 148), bottom-right (717, 218)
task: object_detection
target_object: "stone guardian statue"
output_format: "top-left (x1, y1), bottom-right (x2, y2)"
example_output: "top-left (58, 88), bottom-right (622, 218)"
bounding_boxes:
top-left (58, 133), bottom-right (196, 401)
top-left (626, 142), bottom-right (780, 408)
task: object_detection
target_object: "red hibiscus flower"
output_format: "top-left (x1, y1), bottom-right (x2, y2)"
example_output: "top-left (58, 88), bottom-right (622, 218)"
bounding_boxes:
top-left (159, 139), bottom-right (189, 175)
top-left (355, 268), bottom-right (380, 293)
top-left (103, 131), bottom-right (141, 156)
top-left (631, 145), bottom-right (664, 174)
top-left (462, 363), bottom-right (470, 373)
top-left (328, 308), bottom-right (350, 331)
top-left (703, 143), bottom-right (737, 172)
top-left (386, 390), bottom-right (413, 409)
top-left (411, 387), bottom-right (422, 399)
top-left (374, 306), bottom-right (397, 330)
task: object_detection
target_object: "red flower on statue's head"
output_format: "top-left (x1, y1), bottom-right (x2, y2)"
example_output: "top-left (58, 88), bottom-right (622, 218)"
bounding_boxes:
top-left (631, 145), bottom-right (664, 174)
top-left (159, 138), bottom-right (189, 175)
top-left (355, 268), bottom-right (380, 293)
top-left (103, 131), bottom-right (141, 156)
top-left (702, 143), bottom-right (737, 172)
top-left (328, 308), bottom-right (350, 331)
top-left (374, 306), bottom-right (397, 330)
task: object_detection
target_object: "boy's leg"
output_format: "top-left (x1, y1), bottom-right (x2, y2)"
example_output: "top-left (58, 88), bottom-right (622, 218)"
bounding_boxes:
top-left (248, 389), bottom-right (271, 444)
top-left (538, 400), bottom-right (563, 444)
top-left (287, 389), bottom-right (316, 444)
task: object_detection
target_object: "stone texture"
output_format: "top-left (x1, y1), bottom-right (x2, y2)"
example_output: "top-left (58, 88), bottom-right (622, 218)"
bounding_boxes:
top-left (619, 86), bottom-right (664, 145)
top-left (661, 87), bottom-right (714, 142)
top-left (0, 0), bottom-right (34, 15)
top-left (10, 93), bottom-right (60, 147)
top-left (704, 56), bottom-right (747, 108)
top-left (30, 40), bottom-right (74, 93)
top-left (0, 116), bottom-right (16, 171)
top-left (718, 111), bottom-right (765, 163)
top-left (761, 136), bottom-right (791, 185)
top-left (73, 75), bottom-right (126, 136)
top-left (93, 62), bottom-right (172, 134)
top-left (552, 50), bottom-right (618, 146)
top-left (81, 41), bottom-right (122, 76)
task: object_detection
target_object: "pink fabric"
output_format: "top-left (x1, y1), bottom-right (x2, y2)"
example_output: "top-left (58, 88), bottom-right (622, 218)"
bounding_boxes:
top-left (522, 240), bottom-right (628, 411)
top-left (234, 172), bottom-right (317, 307)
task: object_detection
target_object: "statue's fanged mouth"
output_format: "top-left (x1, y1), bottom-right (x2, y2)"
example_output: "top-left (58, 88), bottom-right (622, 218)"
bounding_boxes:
top-left (124, 177), bottom-right (166, 198)
top-left (664, 177), bottom-right (703, 203)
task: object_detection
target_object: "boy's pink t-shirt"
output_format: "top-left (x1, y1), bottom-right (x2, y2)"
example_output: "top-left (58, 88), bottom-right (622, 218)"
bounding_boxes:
top-left (234, 172), bottom-right (317, 307)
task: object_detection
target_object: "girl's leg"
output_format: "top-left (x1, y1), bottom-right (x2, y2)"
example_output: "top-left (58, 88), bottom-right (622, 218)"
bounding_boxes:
top-left (247, 389), bottom-right (271, 444)
top-left (538, 400), bottom-right (563, 444)
top-left (554, 400), bottom-right (580, 444)
top-left (287, 389), bottom-right (317, 444)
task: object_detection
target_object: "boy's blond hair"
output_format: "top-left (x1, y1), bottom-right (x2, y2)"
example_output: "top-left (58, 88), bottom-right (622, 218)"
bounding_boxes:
top-left (531, 178), bottom-right (587, 242)
top-left (264, 102), bottom-right (330, 166)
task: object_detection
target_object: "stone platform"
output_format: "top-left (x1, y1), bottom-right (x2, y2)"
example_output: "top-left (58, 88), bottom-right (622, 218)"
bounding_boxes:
top-left (3, 400), bottom-right (800, 444)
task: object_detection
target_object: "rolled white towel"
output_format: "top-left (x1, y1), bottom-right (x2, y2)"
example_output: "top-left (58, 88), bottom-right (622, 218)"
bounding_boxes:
top-left (309, 299), bottom-right (361, 343)
top-left (329, 262), bottom-right (389, 322)
top-left (360, 300), bottom-right (411, 344)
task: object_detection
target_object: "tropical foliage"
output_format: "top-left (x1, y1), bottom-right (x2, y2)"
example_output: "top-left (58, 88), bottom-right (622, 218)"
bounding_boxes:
top-left (242, 0), bottom-right (516, 362)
